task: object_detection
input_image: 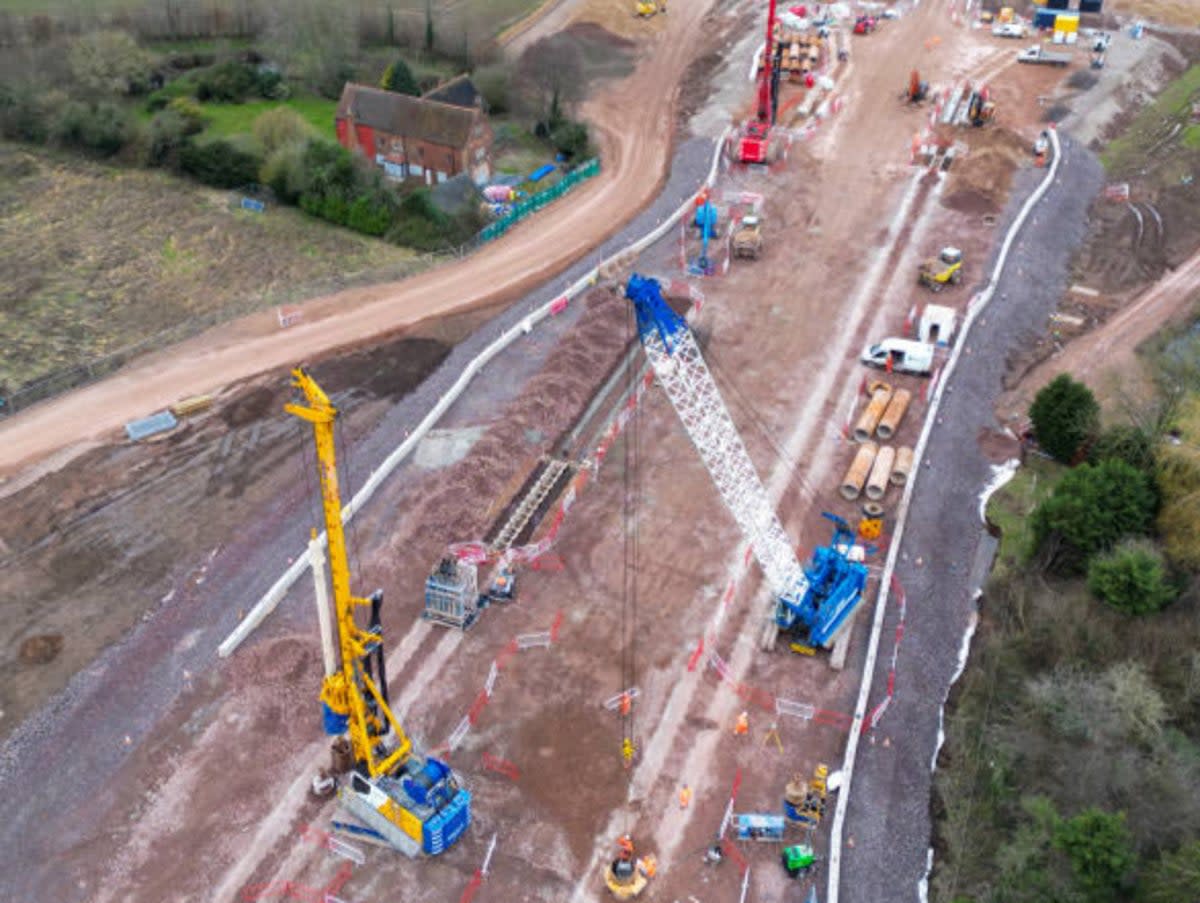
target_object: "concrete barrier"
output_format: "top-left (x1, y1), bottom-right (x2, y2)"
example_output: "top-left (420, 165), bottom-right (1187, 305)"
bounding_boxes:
top-left (219, 127), bottom-right (733, 658)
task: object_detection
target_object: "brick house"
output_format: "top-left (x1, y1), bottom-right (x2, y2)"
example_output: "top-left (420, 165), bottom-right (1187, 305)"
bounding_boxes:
top-left (335, 81), bottom-right (492, 186)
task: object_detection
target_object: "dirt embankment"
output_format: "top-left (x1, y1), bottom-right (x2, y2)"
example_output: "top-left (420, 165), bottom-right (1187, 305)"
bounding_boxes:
top-left (0, 323), bottom-right (465, 738)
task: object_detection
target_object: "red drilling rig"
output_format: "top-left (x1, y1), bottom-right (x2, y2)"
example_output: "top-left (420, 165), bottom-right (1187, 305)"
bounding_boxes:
top-left (737, 0), bottom-right (779, 164)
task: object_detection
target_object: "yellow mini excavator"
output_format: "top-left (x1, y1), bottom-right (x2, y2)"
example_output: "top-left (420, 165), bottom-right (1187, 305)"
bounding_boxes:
top-left (917, 247), bottom-right (964, 292)
top-left (635, 0), bottom-right (665, 17)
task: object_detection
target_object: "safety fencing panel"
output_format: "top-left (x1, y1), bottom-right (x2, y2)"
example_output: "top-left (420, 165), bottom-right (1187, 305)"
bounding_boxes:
top-left (480, 159), bottom-right (602, 243)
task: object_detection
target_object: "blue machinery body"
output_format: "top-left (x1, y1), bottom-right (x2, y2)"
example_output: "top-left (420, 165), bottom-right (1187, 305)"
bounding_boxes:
top-left (775, 514), bottom-right (869, 648)
top-left (625, 275), bottom-right (869, 650)
top-left (692, 201), bottom-right (719, 275)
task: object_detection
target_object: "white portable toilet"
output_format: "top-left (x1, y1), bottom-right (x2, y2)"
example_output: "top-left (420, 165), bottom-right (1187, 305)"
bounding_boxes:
top-left (919, 304), bottom-right (957, 346)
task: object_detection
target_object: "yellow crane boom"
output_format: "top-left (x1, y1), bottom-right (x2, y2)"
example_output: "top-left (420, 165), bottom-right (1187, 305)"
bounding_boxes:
top-left (287, 368), bottom-right (412, 776)
top-left (287, 368), bottom-right (471, 857)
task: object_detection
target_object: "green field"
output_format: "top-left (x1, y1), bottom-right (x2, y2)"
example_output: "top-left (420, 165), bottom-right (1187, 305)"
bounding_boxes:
top-left (198, 95), bottom-right (338, 140)
top-left (985, 455), bottom-right (1065, 578)
top-left (1102, 64), bottom-right (1200, 172)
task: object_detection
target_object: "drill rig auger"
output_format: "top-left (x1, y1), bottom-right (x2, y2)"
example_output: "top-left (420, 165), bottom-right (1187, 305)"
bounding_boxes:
top-left (287, 368), bottom-right (471, 856)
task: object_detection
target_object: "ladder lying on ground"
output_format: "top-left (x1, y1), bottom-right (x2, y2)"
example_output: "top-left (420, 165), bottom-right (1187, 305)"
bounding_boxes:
top-left (493, 458), bottom-right (572, 550)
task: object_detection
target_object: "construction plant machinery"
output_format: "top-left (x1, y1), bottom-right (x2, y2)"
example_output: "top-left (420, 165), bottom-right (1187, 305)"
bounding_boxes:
top-left (737, 0), bottom-right (780, 164)
top-left (624, 275), bottom-right (869, 654)
top-left (966, 89), bottom-right (996, 127)
top-left (689, 195), bottom-right (720, 275)
top-left (732, 214), bottom-right (764, 260)
top-left (783, 764), bottom-right (829, 826)
top-left (917, 246), bottom-right (964, 292)
top-left (287, 368), bottom-right (471, 856)
top-left (634, 0), bottom-right (664, 17)
top-left (906, 69), bottom-right (929, 104)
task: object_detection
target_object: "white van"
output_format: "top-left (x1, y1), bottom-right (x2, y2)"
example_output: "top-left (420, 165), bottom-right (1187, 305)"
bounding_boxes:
top-left (860, 338), bottom-right (935, 375)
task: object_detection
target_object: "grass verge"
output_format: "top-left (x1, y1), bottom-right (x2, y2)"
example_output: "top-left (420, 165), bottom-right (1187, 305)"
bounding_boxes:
top-left (1102, 64), bottom-right (1200, 173)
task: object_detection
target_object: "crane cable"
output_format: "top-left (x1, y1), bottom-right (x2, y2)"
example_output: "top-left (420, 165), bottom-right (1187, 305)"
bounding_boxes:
top-left (620, 298), bottom-right (641, 778)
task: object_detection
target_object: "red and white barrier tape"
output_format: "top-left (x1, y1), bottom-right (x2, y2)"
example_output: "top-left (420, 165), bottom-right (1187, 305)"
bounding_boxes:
top-left (863, 575), bottom-right (907, 734)
top-left (439, 612), bottom-right (562, 755)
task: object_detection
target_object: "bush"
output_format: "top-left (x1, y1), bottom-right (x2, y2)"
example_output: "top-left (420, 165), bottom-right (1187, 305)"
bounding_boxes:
top-left (68, 30), bottom-right (155, 96)
top-left (1156, 398), bottom-right (1200, 570)
top-left (179, 137), bottom-right (263, 188)
top-left (144, 78), bottom-right (195, 112)
top-left (1030, 374), bottom-right (1100, 463)
top-left (1032, 459), bottom-right (1158, 570)
top-left (1091, 424), bottom-right (1155, 471)
top-left (0, 82), bottom-right (55, 143)
top-left (550, 120), bottom-right (590, 160)
top-left (52, 101), bottom-right (133, 157)
top-left (143, 110), bottom-right (191, 167)
top-left (1052, 809), bottom-right (1136, 902)
top-left (474, 64), bottom-right (511, 114)
top-left (255, 66), bottom-right (289, 100)
top-left (380, 57), bottom-right (419, 96)
top-left (166, 97), bottom-right (208, 135)
top-left (253, 106), bottom-right (316, 153)
top-left (300, 139), bottom-right (357, 196)
top-left (346, 194), bottom-right (392, 235)
top-left (1141, 840), bottom-right (1200, 903)
top-left (195, 60), bottom-right (258, 103)
top-left (1087, 540), bottom-right (1177, 615)
top-left (261, 141), bottom-right (310, 203)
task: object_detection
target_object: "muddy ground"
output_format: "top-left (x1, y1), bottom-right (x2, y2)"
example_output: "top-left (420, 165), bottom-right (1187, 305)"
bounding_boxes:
top-left (2, 4), bottom-right (1184, 903)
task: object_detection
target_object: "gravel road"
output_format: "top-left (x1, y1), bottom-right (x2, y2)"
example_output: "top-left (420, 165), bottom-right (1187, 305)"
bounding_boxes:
top-left (840, 135), bottom-right (1105, 902)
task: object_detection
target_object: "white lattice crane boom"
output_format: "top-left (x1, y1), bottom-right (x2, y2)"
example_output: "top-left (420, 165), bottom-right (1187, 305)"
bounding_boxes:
top-left (625, 274), bottom-right (867, 649)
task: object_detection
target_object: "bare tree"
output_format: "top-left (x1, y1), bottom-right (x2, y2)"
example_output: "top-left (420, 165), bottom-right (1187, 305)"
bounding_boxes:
top-left (264, 0), bottom-right (357, 98)
top-left (515, 37), bottom-right (583, 123)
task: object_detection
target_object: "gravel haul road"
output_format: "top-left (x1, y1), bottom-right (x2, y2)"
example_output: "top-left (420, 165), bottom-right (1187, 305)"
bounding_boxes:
top-left (0, 0), bottom-right (718, 482)
top-left (842, 136), bottom-right (1105, 903)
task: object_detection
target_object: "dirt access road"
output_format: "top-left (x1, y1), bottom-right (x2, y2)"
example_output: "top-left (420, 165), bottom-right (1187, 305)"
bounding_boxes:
top-left (0, 0), bottom-right (716, 485)
top-left (999, 247), bottom-right (1200, 415)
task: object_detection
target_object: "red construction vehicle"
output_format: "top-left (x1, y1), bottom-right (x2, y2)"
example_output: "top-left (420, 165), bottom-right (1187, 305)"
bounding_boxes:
top-left (906, 69), bottom-right (929, 103)
top-left (853, 15), bottom-right (876, 34)
top-left (737, 0), bottom-right (778, 164)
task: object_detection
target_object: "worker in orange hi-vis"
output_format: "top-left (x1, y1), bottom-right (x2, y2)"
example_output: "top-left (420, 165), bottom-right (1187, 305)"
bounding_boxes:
top-left (734, 711), bottom-right (749, 736)
top-left (619, 691), bottom-right (632, 717)
top-left (618, 834), bottom-right (635, 859)
top-left (638, 854), bottom-right (658, 878)
top-left (679, 783), bottom-right (693, 810)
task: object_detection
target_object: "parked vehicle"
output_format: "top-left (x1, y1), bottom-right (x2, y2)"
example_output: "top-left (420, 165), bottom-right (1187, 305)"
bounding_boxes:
top-left (860, 338), bottom-right (935, 375)
top-left (992, 22), bottom-right (1026, 38)
top-left (1017, 45), bottom-right (1071, 66)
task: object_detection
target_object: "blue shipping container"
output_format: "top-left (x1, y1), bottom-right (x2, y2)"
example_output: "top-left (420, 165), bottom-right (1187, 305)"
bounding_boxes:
top-left (1033, 8), bottom-right (1057, 29)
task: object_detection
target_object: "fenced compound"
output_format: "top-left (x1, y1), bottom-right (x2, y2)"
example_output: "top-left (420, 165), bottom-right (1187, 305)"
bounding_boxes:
top-left (479, 159), bottom-right (601, 243)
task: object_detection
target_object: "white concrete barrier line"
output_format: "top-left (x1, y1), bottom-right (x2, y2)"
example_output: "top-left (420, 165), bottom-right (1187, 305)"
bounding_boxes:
top-left (219, 128), bottom-right (732, 658)
top-left (826, 129), bottom-right (1063, 903)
